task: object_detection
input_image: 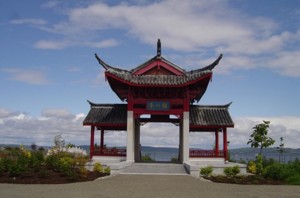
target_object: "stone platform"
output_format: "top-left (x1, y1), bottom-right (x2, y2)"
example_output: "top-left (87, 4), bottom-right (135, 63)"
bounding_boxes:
top-left (87, 157), bottom-right (247, 177)
top-left (120, 163), bottom-right (188, 175)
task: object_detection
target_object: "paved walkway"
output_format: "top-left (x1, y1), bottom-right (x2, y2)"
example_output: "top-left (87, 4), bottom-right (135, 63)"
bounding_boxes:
top-left (1, 175), bottom-right (300, 198)
top-left (120, 163), bottom-right (188, 175)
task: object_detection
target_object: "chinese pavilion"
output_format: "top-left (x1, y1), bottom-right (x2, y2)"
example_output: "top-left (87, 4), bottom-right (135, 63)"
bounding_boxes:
top-left (83, 39), bottom-right (234, 164)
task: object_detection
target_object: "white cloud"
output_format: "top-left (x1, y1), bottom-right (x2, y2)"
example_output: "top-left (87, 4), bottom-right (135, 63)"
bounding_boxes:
top-left (34, 40), bottom-right (70, 50)
top-left (11, 1), bottom-right (300, 77)
top-left (41, 109), bottom-right (75, 119)
top-left (10, 18), bottom-right (47, 26)
top-left (34, 38), bottom-right (119, 49)
top-left (0, 109), bottom-right (87, 146)
top-left (1, 68), bottom-right (49, 85)
top-left (268, 50), bottom-right (300, 77)
top-left (219, 31), bottom-right (293, 56)
top-left (229, 117), bottom-right (300, 149)
top-left (85, 39), bottom-right (119, 48)
top-left (0, 108), bottom-right (19, 119)
top-left (41, 1), bottom-right (59, 9)
top-left (32, 0), bottom-right (299, 77)
top-left (53, 1), bottom-right (251, 51)
top-left (74, 113), bottom-right (85, 121)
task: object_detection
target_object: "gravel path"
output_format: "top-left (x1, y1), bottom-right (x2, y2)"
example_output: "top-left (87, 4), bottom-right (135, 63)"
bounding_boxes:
top-left (0, 175), bottom-right (299, 198)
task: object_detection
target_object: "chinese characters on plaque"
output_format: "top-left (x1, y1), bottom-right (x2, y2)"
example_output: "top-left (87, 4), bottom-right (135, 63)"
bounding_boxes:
top-left (146, 101), bottom-right (170, 111)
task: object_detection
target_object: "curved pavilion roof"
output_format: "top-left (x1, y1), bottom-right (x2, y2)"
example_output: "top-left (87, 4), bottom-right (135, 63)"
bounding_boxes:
top-left (95, 53), bottom-right (222, 86)
top-left (94, 40), bottom-right (223, 102)
top-left (83, 101), bottom-right (234, 131)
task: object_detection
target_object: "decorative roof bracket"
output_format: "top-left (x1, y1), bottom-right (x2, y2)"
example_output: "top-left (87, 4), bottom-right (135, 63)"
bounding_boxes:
top-left (157, 39), bottom-right (161, 58)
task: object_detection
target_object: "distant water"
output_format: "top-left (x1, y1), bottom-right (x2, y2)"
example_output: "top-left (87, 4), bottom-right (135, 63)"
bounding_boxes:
top-left (230, 152), bottom-right (300, 163)
top-left (141, 146), bottom-right (179, 161)
top-left (141, 147), bottom-right (300, 163)
top-left (141, 151), bottom-right (178, 162)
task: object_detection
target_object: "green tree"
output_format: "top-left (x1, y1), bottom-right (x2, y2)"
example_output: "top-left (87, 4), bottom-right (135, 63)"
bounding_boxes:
top-left (247, 120), bottom-right (275, 155)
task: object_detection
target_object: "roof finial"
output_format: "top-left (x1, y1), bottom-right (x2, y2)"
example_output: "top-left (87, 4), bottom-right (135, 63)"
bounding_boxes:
top-left (157, 39), bottom-right (161, 57)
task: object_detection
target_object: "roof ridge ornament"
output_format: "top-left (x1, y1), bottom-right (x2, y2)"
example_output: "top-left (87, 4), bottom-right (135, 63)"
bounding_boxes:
top-left (188, 54), bottom-right (223, 74)
top-left (157, 39), bottom-right (161, 58)
top-left (95, 53), bottom-right (109, 70)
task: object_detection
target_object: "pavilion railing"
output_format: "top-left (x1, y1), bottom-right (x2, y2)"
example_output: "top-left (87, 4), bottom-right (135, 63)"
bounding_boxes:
top-left (93, 148), bottom-right (126, 157)
top-left (189, 149), bottom-right (225, 158)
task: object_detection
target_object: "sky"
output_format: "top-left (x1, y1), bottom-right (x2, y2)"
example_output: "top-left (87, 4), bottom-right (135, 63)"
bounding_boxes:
top-left (1, 0), bottom-right (300, 149)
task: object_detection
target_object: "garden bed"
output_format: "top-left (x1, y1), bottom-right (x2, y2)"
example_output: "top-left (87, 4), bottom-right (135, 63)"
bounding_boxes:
top-left (203, 175), bottom-right (284, 185)
top-left (0, 169), bottom-right (109, 184)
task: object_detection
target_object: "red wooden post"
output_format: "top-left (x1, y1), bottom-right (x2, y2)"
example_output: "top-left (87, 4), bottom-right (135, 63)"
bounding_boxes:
top-left (215, 130), bottom-right (219, 157)
top-left (90, 126), bottom-right (95, 159)
top-left (100, 128), bottom-right (104, 154)
top-left (223, 127), bottom-right (227, 160)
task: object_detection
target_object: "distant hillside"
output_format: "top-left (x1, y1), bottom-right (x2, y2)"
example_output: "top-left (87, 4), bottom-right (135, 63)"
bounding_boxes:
top-left (230, 147), bottom-right (300, 154)
top-left (141, 146), bottom-right (178, 153)
top-left (0, 144), bottom-right (51, 150)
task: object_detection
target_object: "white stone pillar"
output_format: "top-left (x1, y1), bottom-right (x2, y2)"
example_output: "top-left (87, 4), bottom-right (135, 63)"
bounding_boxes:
top-left (126, 111), bottom-right (135, 162)
top-left (183, 111), bottom-right (190, 163)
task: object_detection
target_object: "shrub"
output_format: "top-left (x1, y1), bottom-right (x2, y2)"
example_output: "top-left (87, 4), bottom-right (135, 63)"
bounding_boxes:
top-left (29, 151), bottom-right (44, 172)
top-left (0, 159), bottom-right (4, 176)
top-left (8, 162), bottom-right (26, 177)
top-left (73, 156), bottom-right (88, 167)
top-left (247, 160), bottom-right (257, 174)
top-left (2, 147), bottom-right (32, 177)
top-left (285, 174), bottom-right (300, 185)
top-left (255, 154), bottom-right (263, 175)
top-left (171, 157), bottom-right (179, 163)
top-left (263, 157), bottom-right (276, 167)
top-left (232, 166), bottom-right (240, 175)
top-left (224, 166), bottom-right (240, 177)
top-left (142, 154), bottom-right (154, 162)
top-left (263, 162), bottom-right (289, 180)
top-left (58, 157), bottom-right (74, 173)
top-left (263, 159), bottom-right (300, 182)
top-left (45, 151), bottom-right (73, 171)
top-left (104, 166), bottom-right (111, 174)
top-left (66, 169), bottom-right (78, 181)
top-left (288, 159), bottom-right (300, 173)
top-left (79, 166), bottom-right (88, 177)
top-left (93, 162), bottom-right (103, 173)
top-left (200, 166), bottom-right (213, 177)
top-left (2, 157), bottom-right (13, 172)
top-left (45, 154), bottom-right (61, 171)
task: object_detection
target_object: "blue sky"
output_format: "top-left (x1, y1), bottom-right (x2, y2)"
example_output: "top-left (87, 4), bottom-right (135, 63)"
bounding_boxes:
top-left (1, 0), bottom-right (300, 149)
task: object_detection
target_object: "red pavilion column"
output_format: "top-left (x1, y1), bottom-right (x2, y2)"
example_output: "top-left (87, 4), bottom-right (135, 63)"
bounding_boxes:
top-left (90, 126), bottom-right (95, 159)
top-left (215, 130), bottom-right (219, 157)
top-left (223, 127), bottom-right (228, 161)
top-left (100, 128), bottom-right (104, 154)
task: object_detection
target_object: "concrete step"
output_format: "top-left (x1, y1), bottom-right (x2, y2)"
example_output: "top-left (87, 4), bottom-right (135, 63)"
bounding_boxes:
top-left (120, 163), bottom-right (188, 175)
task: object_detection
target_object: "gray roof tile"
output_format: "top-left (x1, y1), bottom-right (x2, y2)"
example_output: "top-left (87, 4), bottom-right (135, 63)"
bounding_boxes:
top-left (83, 102), bottom-right (234, 129)
top-left (106, 68), bottom-right (211, 86)
top-left (83, 103), bottom-right (127, 125)
top-left (190, 104), bottom-right (234, 127)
